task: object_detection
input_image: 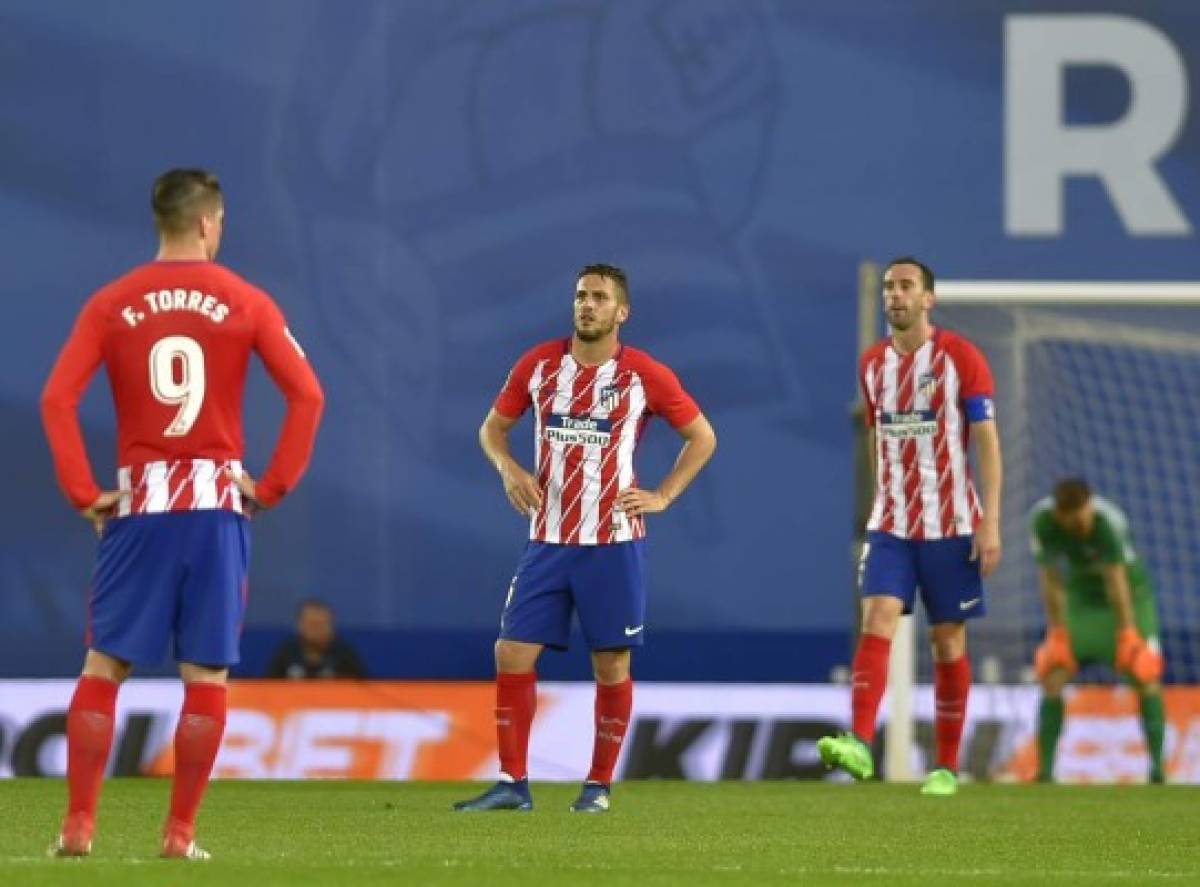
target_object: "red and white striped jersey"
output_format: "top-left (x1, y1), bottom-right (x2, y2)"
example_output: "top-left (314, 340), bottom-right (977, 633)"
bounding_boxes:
top-left (495, 340), bottom-right (700, 545)
top-left (115, 458), bottom-right (246, 517)
top-left (860, 328), bottom-right (995, 540)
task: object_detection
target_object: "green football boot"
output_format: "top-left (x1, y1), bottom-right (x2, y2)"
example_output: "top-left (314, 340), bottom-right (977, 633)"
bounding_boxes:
top-left (920, 767), bottom-right (958, 796)
top-left (817, 732), bottom-right (875, 781)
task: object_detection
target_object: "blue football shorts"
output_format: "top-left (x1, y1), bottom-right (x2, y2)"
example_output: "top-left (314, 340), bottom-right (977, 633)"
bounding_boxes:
top-left (88, 510), bottom-right (251, 667)
top-left (859, 530), bottom-right (985, 623)
top-left (499, 540), bottom-right (647, 651)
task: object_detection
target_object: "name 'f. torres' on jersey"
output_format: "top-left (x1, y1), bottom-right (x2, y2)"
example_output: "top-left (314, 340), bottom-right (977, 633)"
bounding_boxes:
top-left (495, 340), bottom-right (699, 545)
top-left (860, 328), bottom-right (995, 540)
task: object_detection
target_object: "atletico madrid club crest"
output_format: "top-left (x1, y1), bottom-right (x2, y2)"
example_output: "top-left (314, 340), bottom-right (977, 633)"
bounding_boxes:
top-left (600, 385), bottom-right (621, 411)
top-left (917, 371), bottom-right (938, 401)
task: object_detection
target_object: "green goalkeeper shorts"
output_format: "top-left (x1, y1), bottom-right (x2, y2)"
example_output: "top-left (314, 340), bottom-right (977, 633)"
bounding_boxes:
top-left (1065, 583), bottom-right (1160, 666)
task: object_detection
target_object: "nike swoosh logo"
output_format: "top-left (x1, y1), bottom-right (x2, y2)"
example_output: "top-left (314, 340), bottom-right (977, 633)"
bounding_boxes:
top-left (960, 597), bottom-right (981, 610)
top-left (624, 625), bottom-right (644, 636)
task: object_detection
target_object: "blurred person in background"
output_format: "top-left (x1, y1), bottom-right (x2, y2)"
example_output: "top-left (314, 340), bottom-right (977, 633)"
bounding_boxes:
top-left (267, 599), bottom-right (367, 679)
top-left (1030, 478), bottom-right (1165, 783)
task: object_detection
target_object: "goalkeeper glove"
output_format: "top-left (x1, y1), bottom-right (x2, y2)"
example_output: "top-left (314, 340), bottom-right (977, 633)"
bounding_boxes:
top-left (1034, 626), bottom-right (1077, 679)
top-left (1116, 626), bottom-right (1164, 684)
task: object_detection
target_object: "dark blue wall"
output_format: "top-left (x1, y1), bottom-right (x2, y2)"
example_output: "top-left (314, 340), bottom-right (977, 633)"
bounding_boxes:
top-left (4, 1), bottom-right (1200, 677)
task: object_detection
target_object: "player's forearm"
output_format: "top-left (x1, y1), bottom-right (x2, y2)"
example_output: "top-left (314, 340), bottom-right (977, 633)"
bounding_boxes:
top-left (256, 384), bottom-right (324, 507)
top-left (1039, 571), bottom-right (1068, 627)
top-left (974, 422), bottom-right (1003, 525)
top-left (479, 417), bottom-right (520, 476)
top-left (656, 420), bottom-right (716, 504)
top-left (865, 427), bottom-right (877, 490)
top-left (1104, 567), bottom-right (1136, 629)
top-left (40, 391), bottom-right (101, 509)
top-left (41, 337), bottom-right (104, 509)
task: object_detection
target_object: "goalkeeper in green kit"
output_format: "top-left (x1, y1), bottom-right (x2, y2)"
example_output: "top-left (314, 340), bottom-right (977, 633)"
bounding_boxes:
top-left (1029, 478), bottom-right (1166, 783)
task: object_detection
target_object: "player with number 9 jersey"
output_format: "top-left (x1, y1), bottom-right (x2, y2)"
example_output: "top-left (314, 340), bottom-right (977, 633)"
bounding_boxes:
top-left (42, 253), bottom-right (322, 519)
top-left (39, 169), bottom-right (323, 861)
top-left (42, 176), bottom-right (324, 666)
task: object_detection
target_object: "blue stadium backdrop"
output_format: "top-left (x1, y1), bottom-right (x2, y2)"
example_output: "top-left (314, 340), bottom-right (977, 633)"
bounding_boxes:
top-left (4, 0), bottom-right (1200, 679)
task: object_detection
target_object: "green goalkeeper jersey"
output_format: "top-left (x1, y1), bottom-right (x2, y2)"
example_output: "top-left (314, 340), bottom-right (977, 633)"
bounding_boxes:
top-left (1028, 495), bottom-right (1153, 606)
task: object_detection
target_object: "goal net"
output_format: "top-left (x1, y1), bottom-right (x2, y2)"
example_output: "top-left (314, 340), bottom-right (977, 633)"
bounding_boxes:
top-left (932, 282), bottom-right (1200, 688)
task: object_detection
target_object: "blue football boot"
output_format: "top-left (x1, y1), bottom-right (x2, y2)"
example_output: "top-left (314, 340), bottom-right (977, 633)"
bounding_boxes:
top-left (452, 779), bottom-right (533, 812)
top-left (569, 781), bottom-right (611, 813)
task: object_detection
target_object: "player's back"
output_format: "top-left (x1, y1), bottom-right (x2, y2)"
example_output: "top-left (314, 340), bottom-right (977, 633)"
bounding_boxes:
top-left (44, 257), bottom-right (322, 515)
top-left (79, 261), bottom-right (280, 514)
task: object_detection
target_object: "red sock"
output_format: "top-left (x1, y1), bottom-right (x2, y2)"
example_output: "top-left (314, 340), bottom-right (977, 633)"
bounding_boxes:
top-left (934, 656), bottom-right (971, 771)
top-left (166, 682), bottom-right (227, 838)
top-left (64, 675), bottom-right (120, 830)
top-left (851, 633), bottom-right (891, 743)
top-left (587, 679), bottom-right (633, 785)
top-left (496, 672), bottom-right (537, 781)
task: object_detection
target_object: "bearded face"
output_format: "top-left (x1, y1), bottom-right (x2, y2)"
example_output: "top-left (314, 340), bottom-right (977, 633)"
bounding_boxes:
top-left (882, 264), bottom-right (932, 333)
top-left (574, 312), bottom-right (617, 342)
top-left (573, 274), bottom-right (627, 343)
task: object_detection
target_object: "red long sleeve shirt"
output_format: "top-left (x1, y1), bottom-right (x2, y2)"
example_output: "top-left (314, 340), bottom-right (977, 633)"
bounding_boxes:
top-left (41, 260), bottom-right (324, 514)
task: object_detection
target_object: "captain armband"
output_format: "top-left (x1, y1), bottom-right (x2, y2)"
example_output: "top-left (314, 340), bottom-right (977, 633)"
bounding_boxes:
top-left (964, 395), bottom-right (995, 423)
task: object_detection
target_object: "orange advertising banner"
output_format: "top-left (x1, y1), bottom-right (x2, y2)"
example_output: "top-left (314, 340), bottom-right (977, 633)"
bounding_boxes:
top-left (149, 682), bottom-right (530, 780)
top-left (140, 682), bottom-right (1200, 782)
top-left (1000, 686), bottom-right (1200, 783)
top-left (3, 680), bottom-right (1197, 782)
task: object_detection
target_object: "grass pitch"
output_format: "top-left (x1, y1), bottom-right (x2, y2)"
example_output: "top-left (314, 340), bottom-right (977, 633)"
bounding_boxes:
top-left (1, 779), bottom-right (1196, 885)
